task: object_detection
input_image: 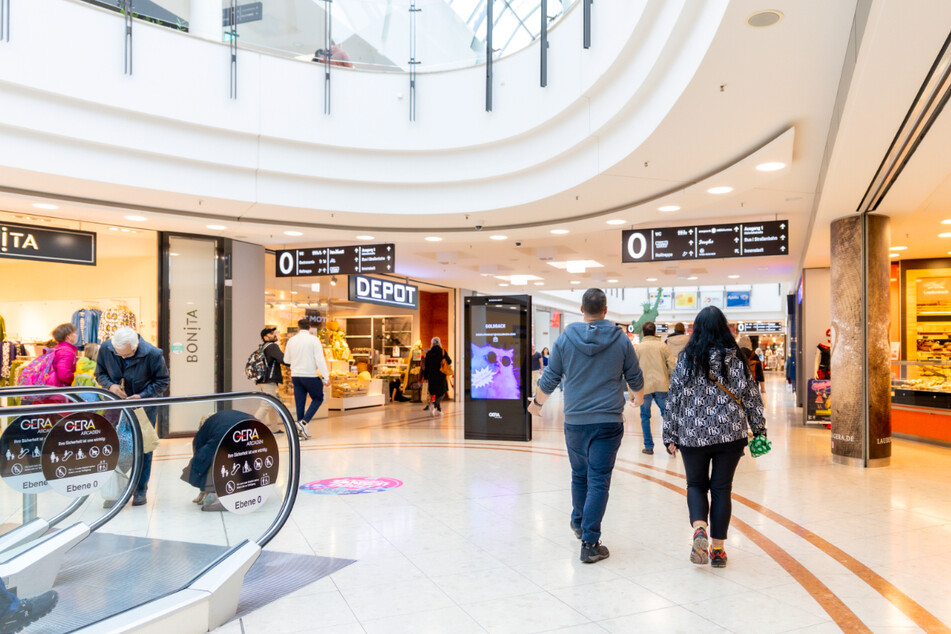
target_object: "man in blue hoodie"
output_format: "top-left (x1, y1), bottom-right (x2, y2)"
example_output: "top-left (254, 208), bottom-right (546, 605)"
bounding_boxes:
top-left (530, 288), bottom-right (644, 563)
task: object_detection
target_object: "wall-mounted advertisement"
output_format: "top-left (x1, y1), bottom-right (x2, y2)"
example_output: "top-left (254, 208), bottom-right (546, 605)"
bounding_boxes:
top-left (675, 291), bottom-right (698, 310)
top-left (464, 296), bottom-right (532, 441)
top-left (726, 290), bottom-right (751, 308)
top-left (649, 289), bottom-right (673, 311)
top-left (700, 290), bottom-right (724, 308)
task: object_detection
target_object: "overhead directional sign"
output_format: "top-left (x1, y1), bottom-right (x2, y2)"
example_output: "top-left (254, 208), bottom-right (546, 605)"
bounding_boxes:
top-left (737, 321), bottom-right (785, 333)
top-left (622, 220), bottom-right (788, 263)
top-left (275, 243), bottom-right (395, 278)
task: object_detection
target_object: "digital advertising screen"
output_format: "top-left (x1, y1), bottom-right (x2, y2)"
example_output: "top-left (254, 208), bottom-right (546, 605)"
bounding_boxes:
top-left (464, 295), bottom-right (532, 441)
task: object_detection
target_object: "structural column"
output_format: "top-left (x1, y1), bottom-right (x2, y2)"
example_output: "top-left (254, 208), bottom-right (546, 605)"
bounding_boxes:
top-left (189, 1), bottom-right (222, 41)
top-left (830, 214), bottom-right (891, 467)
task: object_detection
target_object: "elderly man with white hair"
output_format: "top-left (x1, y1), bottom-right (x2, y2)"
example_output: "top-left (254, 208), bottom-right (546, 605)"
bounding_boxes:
top-left (95, 326), bottom-right (170, 507)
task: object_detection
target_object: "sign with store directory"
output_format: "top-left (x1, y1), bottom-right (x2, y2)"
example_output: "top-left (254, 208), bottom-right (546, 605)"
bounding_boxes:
top-left (621, 220), bottom-right (788, 263)
top-left (41, 413), bottom-right (119, 497)
top-left (213, 419), bottom-right (279, 514)
top-left (0, 414), bottom-right (60, 494)
top-left (1, 220), bottom-right (96, 266)
top-left (222, 2), bottom-right (262, 26)
top-left (275, 243), bottom-right (396, 278)
top-left (737, 321), bottom-right (784, 333)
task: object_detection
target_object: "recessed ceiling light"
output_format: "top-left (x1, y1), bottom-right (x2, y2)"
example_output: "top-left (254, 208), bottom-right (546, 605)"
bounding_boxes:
top-left (498, 283), bottom-right (509, 287)
top-left (756, 162), bottom-right (786, 172)
top-left (207, 224), bottom-right (227, 230)
top-left (646, 277), bottom-right (657, 282)
top-left (941, 220), bottom-right (951, 225)
top-left (169, 252), bottom-right (179, 257)
top-left (707, 186), bottom-right (733, 195)
top-left (607, 279), bottom-right (619, 283)
top-left (605, 219), bottom-right (626, 226)
top-left (940, 233), bottom-right (951, 238)
top-left (569, 280), bottom-right (581, 284)
top-left (490, 235), bottom-right (508, 240)
top-left (284, 230), bottom-right (303, 237)
top-left (889, 246), bottom-right (907, 251)
top-left (290, 291), bottom-right (298, 295)
top-left (120, 228), bottom-right (130, 232)
top-left (658, 205), bottom-right (680, 212)
top-left (356, 235), bottom-right (375, 240)
top-left (425, 236), bottom-right (443, 242)
top-left (687, 276), bottom-right (698, 280)
top-left (108, 227), bottom-right (119, 231)
top-left (125, 215), bottom-right (147, 222)
top-left (890, 253), bottom-right (900, 258)
top-left (534, 282), bottom-right (544, 286)
top-left (728, 275), bottom-right (740, 279)
top-left (551, 229), bottom-right (570, 235)
top-left (747, 9), bottom-right (783, 28)
top-left (31, 203), bottom-right (59, 210)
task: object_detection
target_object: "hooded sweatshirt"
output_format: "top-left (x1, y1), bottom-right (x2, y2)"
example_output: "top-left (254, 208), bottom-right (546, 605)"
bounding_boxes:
top-left (537, 319), bottom-right (644, 425)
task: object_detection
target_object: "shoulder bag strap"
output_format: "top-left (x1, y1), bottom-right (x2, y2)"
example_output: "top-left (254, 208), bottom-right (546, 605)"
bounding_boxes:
top-left (708, 372), bottom-right (743, 409)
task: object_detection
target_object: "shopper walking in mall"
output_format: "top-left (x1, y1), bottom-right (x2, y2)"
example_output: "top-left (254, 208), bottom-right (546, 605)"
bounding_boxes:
top-left (530, 344), bottom-right (543, 396)
top-left (634, 321), bottom-right (675, 455)
top-left (663, 306), bottom-right (767, 568)
top-left (423, 337), bottom-right (451, 415)
top-left (530, 288), bottom-right (644, 564)
top-left (665, 322), bottom-right (689, 359)
top-left (95, 326), bottom-right (170, 506)
top-left (252, 326), bottom-right (287, 432)
top-left (283, 318), bottom-right (330, 440)
top-left (737, 335), bottom-right (767, 408)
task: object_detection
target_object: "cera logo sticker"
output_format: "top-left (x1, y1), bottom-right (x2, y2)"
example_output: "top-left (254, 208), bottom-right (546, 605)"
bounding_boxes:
top-left (0, 414), bottom-right (62, 494)
top-left (212, 419), bottom-right (279, 514)
top-left (41, 413), bottom-right (119, 497)
top-left (300, 477), bottom-right (403, 495)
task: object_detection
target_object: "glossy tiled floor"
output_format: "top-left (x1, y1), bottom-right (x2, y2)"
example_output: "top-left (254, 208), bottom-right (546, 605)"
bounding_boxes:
top-left (147, 377), bottom-right (951, 632)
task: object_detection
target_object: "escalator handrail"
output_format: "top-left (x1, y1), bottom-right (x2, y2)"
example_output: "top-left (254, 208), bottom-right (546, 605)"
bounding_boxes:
top-left (0, 391), bottom-right (300, 548)
top-left (0, 385), bottom-right (143, 530)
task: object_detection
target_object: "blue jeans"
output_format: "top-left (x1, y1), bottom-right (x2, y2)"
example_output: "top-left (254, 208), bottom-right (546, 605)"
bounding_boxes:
top-left (292, 376), bottom-right (324, 423)
top-left (136, 412), bottom-right (157, 494)
top-left (640, 391), bottom-right (667, 450)
top-left (0, 578), bottom-right (19, 617)
top-left (564, 423), bottom-right (624, 544)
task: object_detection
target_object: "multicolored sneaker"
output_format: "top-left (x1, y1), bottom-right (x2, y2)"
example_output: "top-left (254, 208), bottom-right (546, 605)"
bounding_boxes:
top-left (710, 546), bottom-right (728, 568)
top-left (580, 540), bottom-right (610, 564)
top-left (690, 526), bottom-right (710, 564)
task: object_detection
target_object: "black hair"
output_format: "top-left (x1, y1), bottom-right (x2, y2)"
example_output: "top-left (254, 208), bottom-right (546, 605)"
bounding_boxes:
top-left (297, 318), bottom-right (312, 331)
top-left (581, 288), bottom-right (607, 316)
top-left (642, 321), bottom-right (656, 337)
top-left (682, 306), bottom-right (746, 382)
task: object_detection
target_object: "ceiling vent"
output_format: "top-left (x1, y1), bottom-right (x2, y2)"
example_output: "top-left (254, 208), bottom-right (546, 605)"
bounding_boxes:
top-left (746, 10), bottom-right (783, 28)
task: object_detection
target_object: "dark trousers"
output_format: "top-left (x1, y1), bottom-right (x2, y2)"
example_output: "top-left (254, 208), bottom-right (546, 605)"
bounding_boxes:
top-left (292, 376), bottom-right (324, 423)
top-left (431, 392), bottom-right (446, 410)
top-left (137, 451), bottom-right (153, 494)
top-left (680, 441), bottom-right (745, 540)
top-left (564, 422), bottom-right (624, 544)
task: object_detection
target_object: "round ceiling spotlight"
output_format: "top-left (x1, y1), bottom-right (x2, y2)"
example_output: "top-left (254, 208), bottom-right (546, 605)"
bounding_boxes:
top-left (707, 186), bottom-right (733, 195)
top-left (356, 235), bottom-right (375, 240)
top-left (551, 229), bottom-right (570, 235)
top-left (747, 10), bottom-right (783, 28)
top-left (756, 162), bottom-right (786, 172)
top-left (605, 219), bottom-right (627, 226)
top-left (490, 235), bottom-right (508, 240)
top-left (125, 215), bottom-right (147, 222)
top-left (206, 224), bottom-right (227, 230)
top-left (658, 205), bottom-right (680, 212)
top-left (284, 230), bottom-right (303, 237)
top-left (425, 236), bottom-right (443, 242)
top-left (32, 203), bottom-right (59, 210)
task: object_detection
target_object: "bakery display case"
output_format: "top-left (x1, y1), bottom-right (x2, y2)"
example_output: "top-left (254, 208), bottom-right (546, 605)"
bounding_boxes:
top-left (890, 360), bottom-right (951, 444)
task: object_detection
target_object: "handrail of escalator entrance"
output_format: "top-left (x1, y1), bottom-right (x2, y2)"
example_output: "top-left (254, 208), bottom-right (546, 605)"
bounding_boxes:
top-left (0, 385), bottom-right (142, 530)
top-left (0, 391), bottom-right (300, 547)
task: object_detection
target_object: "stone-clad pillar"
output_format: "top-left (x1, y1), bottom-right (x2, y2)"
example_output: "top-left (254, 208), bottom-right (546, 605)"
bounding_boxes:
top-left (830, 214), bottom-right (891, 467)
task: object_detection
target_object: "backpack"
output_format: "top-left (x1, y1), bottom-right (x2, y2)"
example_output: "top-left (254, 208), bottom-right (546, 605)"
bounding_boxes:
top-left (17, 350), bottom-right (57, 386)
top-left (245, 343), bottom-right (271, 382)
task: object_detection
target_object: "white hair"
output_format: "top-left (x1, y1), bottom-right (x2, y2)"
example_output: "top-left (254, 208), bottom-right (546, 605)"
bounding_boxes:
top-left (431, 337), bottom-right (441, 347)
top-left (111, 327), bottom-right (139, 350)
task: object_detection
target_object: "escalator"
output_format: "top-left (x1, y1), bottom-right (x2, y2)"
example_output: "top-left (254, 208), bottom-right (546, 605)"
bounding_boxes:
top-left (0, 390), bottom-right (304, 633)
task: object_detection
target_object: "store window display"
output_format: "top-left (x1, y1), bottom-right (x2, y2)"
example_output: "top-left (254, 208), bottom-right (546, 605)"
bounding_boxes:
top-left (815, 328), bottom-right (832, 380)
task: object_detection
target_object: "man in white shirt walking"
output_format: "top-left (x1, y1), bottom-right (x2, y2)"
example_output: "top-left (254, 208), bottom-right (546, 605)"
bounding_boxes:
top-left (282, 318), bottom-right (330, 439)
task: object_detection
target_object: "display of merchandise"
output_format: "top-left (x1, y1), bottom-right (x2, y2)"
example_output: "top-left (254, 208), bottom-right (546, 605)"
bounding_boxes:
top-left (0, 313), bottom-right (5, 342)
top-left (891, 362), bottom-right (951, 393)
top-left (1, 340), bottom-right (29, 386)
top-left (330, 374), bottom-right (370, 398)
top-left (98, 304), bottom-right (137, 342)
top-left (71, 307), bottom-right (103, 346)
top-left (319, 320), bottom-right (352, 362)
top-left (914, 323), bottom-right (951, 360)
top-left (401, 341), bottom-right (424, 402)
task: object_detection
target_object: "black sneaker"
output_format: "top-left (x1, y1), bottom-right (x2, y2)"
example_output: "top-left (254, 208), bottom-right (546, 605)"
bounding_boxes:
top-left (0, 590), bottom-right (59, 632)
top-left (710, 546), bottom-right (728, 568)
top-left (642, 448), bottom-right (654, 455)
top-left (570, 520), bottom-right (582, 540)
top-left (580, 540), bottom-right (609, 564)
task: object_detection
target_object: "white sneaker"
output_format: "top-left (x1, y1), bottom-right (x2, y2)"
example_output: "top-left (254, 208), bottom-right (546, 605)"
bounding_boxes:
top-left (296, 420), bottom-right (311, 440)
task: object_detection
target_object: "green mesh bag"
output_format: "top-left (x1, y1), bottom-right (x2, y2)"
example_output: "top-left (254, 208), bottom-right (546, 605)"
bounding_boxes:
top-left (749, 434), bottom-right (772, 458)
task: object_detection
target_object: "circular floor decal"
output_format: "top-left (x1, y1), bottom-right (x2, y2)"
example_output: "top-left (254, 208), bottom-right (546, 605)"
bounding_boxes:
top-left (300, 477), bottom-right (403, 495)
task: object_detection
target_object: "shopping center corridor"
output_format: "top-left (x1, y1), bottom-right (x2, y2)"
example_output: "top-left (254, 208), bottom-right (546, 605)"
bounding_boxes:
top-left (104, 376), bottom-right (949, 634)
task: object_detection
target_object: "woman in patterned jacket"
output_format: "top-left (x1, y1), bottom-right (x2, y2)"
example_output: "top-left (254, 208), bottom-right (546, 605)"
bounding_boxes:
top-left (663, 306), bottom-right (767, 568)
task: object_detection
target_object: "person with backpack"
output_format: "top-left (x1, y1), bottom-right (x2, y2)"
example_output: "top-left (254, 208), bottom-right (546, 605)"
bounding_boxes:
top-left (423, 337), bottom-right (451, 416)
top-left (250, 326), bottom-right (287, 432)
top-left (17, 323), bottom-right (79, 404)
top-left (663, 307), bottom-right (767, 568)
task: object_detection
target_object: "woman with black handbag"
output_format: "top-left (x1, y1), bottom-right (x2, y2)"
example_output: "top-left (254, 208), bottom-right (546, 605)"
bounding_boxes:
top-left (423, 337), bottom-right (452, 416)
top-left (663, 307), bottom-right (767, 568)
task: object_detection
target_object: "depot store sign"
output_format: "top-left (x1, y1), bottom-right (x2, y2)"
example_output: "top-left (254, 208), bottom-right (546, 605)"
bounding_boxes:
top-left (349, 275), bottom-right (419, 309)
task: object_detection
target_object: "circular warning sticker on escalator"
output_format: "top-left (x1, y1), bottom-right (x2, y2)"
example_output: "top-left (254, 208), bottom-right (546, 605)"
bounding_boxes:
top-left (41, 413), bottom-right (119, 497)
top-left (0, 414), bottom-right (61, 494)
top-left (213, 419), bottom-right (279, 514)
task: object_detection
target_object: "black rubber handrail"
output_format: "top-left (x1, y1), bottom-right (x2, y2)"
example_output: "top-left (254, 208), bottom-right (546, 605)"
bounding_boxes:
top-left (1, 391), bottom-right (300, 547)
top-left (0, 386), bottom-right (142, 531)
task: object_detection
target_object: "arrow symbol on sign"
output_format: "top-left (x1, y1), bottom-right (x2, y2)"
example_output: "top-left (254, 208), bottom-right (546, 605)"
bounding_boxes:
top-left (780, 223), bottom-right (786, 229)
top-left (781, 246), bottom-right (786, 252)
top-left (734, 226), bottom-right (739, 231)
top-left (387, 265), bottom-right (391, 270)
top-left (781, 235), bottom-right (785, 240)
top-left (387, 246), bottom-right (392, 251)
top-left (689, 240), bottom-right (694, 245)
top-left (734, 237), bottom-right (739, 243)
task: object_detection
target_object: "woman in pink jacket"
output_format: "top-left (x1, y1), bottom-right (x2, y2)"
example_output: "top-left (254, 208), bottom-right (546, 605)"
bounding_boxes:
top-left (46, 323), bottom-right (79, 388)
